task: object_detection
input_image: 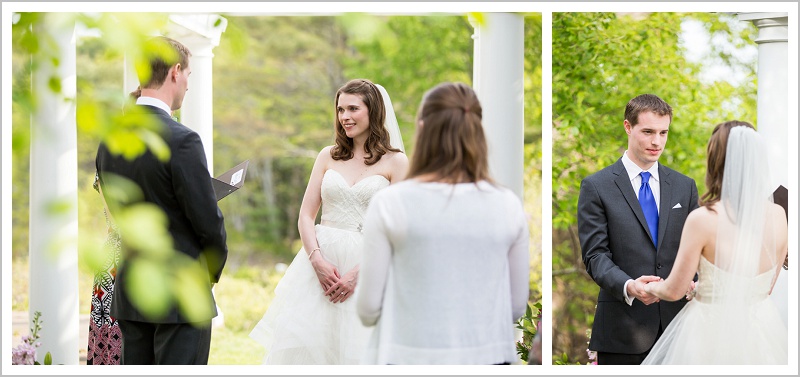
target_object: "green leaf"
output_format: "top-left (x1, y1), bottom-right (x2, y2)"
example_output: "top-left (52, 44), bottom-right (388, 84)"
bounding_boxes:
top-left (172, 259), bottom-right (214, 323)
top-left (45, 198), bottom-right (72, 216)
top-left (98, 173), bottom-right (144, 211)
top-left (78, 231), bottom-right (108, 274)
top-left (137, 129), bottom-right (171, 162)
top-left (47, 76), bottom-right (61, 93)
top-left (105, 129), bottom-right (147, 160)
top-left (115, 204), bottom-right (174, 259)
top-left (126, 258), bottom-right (172, 320)
top-left (468, 12), bottom-right (485, 27)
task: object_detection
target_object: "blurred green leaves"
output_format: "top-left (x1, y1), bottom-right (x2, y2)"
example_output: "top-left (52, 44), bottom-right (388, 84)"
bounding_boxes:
top-left (115, 204), bottom-right (172, 258)
top-left (127, 257), bottom-right (172, 319)
top-left (13, 11), bottom-right (211, 322)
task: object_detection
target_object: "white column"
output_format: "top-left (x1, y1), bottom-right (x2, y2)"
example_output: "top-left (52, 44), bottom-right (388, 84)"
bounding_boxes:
top-left (178, 38), bottom-right (215, 174)
top-left (167, 15), bottom-right (228, 176)
top-left (738, 13), bottom-right (789, 190)
top-left (738, 12), bottom-right (790, 328)
top-left (29, 13), bottom-right (80, 365)
top-left (123, 54), bottom-right (139, 98)
top-left (470, 13), bottom-right (525, 199)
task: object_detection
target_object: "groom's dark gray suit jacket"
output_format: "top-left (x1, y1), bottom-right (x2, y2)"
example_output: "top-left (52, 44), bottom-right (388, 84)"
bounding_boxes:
top-left (578, 158), bottom-right (699, 355)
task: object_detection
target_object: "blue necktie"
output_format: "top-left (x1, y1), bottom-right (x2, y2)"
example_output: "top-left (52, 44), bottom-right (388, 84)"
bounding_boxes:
top-left (639, 172), bottom-right (659, 247)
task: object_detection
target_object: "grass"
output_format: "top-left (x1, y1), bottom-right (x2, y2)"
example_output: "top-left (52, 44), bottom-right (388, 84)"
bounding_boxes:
top-left (209, 260), bottom-right (285, 364)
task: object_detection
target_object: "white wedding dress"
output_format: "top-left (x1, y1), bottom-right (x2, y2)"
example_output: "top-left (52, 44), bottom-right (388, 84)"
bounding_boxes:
top-left (642, 255), bottom-right (787, 364)
top-left (249, 169), bottom-right (389, 364)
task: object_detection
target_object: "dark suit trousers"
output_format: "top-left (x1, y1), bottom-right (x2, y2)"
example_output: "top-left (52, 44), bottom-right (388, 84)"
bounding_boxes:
top-left (118, 319), bottom-right (212, 365)
top-left (597, 325), bottom-right (663, 365)
top-left (597, 351), bottom-right (648, 365)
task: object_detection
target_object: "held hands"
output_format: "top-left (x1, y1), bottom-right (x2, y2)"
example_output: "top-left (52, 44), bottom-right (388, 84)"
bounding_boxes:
top-left (325, 268), bottom-right (358, 304)
top-left (684, 281), bottom-right (697, 301)
top-left (630, 275), bottom-right (663, 305)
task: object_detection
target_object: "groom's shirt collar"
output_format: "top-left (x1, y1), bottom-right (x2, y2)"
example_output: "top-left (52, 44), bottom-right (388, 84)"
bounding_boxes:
top-left (136, 96), bottom-right (172, 117)
top-left (622, 150), bottom-right (660, 183)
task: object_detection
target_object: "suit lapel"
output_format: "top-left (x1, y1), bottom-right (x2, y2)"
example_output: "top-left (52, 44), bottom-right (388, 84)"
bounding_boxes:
top-left (657, 165), bottom-right (672, 252)
top-left (612, 160), bottom-right (653, 245)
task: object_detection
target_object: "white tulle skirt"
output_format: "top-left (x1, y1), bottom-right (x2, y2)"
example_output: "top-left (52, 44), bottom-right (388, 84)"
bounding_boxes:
top-left (249, 224), bottom-right (372, 364)
top-left (642, 297), bottom-right (788, 365)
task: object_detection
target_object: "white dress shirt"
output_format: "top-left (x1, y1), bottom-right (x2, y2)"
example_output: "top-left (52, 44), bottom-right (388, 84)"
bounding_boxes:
top-left (136, 96), bottom-right (172, 116)
top-left (621, 151), bottom-right (660, 305)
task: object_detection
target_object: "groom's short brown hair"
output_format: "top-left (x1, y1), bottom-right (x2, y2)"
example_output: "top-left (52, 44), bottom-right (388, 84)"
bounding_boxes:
top-left (624, 94), bottom-right (673, 126)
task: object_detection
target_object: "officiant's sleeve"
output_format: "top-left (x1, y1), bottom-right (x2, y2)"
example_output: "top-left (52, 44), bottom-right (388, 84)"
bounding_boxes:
top-left (507, 193), bottom-right (530, 321)
top-left (357, 191), bottom-right (397, 327)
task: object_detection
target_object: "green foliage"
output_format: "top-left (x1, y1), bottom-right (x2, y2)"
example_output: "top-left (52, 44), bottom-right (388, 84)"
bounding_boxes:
top-left (524, 13), bottom-right (543, 146)
top-left (553, 352), bottom-right (582, 365)
top-left (515, 301), bottom-right (542, 363)
top-left (343, 14), bottom-right (475, 150)
top-left (551, 12), bottom-right (757, 362)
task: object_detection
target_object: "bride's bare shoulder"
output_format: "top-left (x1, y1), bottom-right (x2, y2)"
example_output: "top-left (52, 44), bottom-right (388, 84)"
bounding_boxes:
top-left (385, 150), bottom-right (408, 162)
top-left (687, 205), bottom-right (716, 227)
top-left (767, 201), bottom-right (787, 220)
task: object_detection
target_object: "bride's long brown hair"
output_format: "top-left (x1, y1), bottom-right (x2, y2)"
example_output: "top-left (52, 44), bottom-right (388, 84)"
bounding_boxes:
top-left (700, 120), bottom-right (756, 210)
top-left (330, 79), bottom-right (399, 165)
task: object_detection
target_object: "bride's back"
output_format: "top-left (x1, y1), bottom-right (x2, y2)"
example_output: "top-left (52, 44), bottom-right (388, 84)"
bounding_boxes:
top-left (701, 200), bottom-right (787, 277)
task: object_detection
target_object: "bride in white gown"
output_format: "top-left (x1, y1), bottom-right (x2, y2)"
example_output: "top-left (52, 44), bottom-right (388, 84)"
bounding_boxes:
top-left (249, 79), bottom-right (408, 364)
top-left (642, 121), bottom-right (788, 365)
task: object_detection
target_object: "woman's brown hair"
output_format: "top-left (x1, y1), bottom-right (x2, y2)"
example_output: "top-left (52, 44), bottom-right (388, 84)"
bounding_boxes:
top-left (407, 82), bottom-right (492, 184)
top-left (699, 120), bottom-right (756, 210)
top-left (330, 79), bottom-right (400, 165)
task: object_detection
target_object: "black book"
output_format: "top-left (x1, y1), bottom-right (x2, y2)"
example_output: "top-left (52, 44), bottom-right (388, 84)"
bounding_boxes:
top-left (212, 160), bottom-right (249, 201)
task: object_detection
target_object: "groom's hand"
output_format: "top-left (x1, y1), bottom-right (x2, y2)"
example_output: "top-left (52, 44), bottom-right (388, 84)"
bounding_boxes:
top-left (629, 275), bottom-right (662, 305)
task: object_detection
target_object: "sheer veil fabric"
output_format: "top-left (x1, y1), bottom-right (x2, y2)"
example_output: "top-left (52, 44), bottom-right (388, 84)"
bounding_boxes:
top-left (376, 84), bottom-right (405, 153)
top-left (713, 126), bottom-right (777, 316)
top-left (707, 126), bottom-right (785, 363)
top-left (643, 126), bottom-right (787, 364)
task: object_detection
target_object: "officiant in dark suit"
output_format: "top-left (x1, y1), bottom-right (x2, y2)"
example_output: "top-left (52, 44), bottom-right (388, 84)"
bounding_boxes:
top-left (577, 94), bottom-right (699, 365)
top-left (95, 36), bottom-right (228, 365)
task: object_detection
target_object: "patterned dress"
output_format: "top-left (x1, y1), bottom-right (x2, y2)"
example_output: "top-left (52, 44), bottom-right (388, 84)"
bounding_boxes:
top-left (87, 174), bottom-right (122, 365)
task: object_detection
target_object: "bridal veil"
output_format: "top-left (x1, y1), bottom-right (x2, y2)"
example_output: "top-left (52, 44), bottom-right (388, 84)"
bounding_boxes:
top-left (376, 84), bottom-right (405, 153)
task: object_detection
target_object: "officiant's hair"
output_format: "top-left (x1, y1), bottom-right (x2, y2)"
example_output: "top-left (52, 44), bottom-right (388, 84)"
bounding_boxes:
top-left (137, 36), bottom-right (192, 89)
top-left (331, 79), bottom-right (400, 166)
top-left (699, 120), bottom-right (756, 210)
top-left (407, 82), bottom-right (493, 184)
top-left (624, 94), bottom-right (673, 126)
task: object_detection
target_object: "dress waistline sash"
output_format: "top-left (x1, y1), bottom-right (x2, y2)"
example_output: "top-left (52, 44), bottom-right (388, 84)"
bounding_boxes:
top-left (320, 220), bottom-right (363, 233)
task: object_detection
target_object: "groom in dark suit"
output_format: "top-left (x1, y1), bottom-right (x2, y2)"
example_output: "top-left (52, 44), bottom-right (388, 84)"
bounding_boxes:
top-left (578, 94), bottom-right (699, 365)
top-left (95, 36), bottom-right (228, 364)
